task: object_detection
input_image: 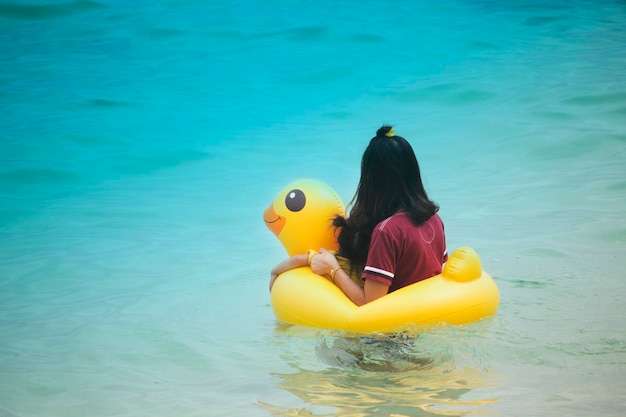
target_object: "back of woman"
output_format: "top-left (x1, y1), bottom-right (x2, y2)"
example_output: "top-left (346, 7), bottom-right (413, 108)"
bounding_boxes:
top-left (363, 212), bottom-right (447, 293)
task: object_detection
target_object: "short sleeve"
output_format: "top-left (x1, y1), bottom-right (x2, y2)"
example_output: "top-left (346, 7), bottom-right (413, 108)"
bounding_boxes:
top-left (362, 225), bottom-right (399, 286)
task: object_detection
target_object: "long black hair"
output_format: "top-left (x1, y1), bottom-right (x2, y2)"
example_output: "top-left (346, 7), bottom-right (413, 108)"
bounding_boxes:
top-left (334, 125), bottom-right (439, 272)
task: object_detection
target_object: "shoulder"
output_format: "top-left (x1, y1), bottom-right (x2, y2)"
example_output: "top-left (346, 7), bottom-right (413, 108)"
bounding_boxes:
top-left (426, 212), bottom-right (443, 224)
top-left (428, 213), bottom-right (445, 230)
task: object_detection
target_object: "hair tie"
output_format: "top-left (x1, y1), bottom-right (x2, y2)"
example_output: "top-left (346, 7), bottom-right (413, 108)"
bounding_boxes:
top-left (375, 125), bottom-right (395, 138)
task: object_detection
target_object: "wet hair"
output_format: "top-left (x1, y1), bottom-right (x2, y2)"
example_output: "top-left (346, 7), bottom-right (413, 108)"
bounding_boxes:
top-left (334, 125), bottom-right (439, 272)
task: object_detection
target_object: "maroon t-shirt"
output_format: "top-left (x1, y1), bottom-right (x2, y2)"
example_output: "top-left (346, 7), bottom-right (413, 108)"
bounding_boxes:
top-left (362, 212), bottom-right (448, 292)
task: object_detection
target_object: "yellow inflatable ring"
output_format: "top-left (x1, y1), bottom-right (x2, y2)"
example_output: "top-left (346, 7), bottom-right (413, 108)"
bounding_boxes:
top-left (264, 179), bottom-right (500, 333)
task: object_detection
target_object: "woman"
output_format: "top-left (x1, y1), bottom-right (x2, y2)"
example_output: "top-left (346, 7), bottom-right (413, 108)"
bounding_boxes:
top-left (270, 125), bottom-right (447, 306)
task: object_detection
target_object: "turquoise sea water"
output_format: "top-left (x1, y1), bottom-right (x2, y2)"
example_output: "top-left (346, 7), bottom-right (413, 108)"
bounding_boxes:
top-left (1, 0), bottom-right (625, 416)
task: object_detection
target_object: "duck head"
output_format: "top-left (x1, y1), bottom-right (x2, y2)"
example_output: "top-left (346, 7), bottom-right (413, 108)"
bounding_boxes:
top-left (263, 179), bottom-right (345, 256)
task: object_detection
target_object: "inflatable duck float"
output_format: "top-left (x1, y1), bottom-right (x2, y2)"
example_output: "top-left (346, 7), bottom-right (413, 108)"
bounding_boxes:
top-left (264, 179), bottom-right (500, 333)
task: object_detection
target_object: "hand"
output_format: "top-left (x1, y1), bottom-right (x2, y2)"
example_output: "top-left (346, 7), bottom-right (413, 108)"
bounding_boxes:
top-left (269, 272), bottom-right (278, 292)
top-left (269, 253), bottom-right (309, 292)
top-left (310, 248), bottom-right (339, 278)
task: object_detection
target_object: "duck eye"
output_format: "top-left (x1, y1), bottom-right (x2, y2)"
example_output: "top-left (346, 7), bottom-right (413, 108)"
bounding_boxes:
top-left (285, 189), bottom-right (306, 212)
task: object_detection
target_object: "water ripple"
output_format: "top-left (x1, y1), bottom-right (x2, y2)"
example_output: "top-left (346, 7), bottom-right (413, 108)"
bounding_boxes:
top-left (0, 1), bottom-right (104, 20)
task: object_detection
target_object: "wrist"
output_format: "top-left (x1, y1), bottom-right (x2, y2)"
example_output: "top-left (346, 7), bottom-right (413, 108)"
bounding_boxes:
top-left (329, 266), bottom-right (341, 282)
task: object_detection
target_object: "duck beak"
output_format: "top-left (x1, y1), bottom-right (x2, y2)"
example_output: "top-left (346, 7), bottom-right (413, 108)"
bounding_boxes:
top-left (263, 204), bottom-right (286, 237)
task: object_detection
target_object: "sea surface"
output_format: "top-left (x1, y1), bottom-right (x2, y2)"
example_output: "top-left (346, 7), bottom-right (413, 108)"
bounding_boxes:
top-left (1, 0), bottom-right (625, 416)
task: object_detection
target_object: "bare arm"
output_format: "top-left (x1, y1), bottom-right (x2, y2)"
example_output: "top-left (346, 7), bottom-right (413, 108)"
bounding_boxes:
top-left (269, 253), bottom-right (309, 292)
top-left (311, 249), bottom-right (389, 306)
